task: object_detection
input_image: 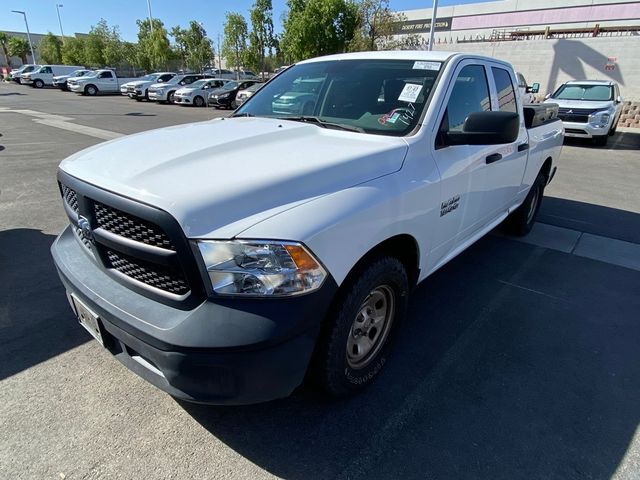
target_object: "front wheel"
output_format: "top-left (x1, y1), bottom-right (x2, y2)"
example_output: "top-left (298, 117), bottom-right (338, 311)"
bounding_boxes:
top-left (85, 84), bottom-right (98, 96)
top-left (34, 79), bottom-right (44, 88)
top-left (314, 257), bottom-right (409, 397)
top-left (504, 170), bottom-right (545, 236)
top-left (193, 96), bottom-right (205, 107)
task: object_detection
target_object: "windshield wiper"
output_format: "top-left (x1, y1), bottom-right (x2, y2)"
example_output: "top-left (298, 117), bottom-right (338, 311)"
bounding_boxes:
top-left (277, 116), bottom-right (365, 133)
top-left (231, 112), bottom-right (255, 117)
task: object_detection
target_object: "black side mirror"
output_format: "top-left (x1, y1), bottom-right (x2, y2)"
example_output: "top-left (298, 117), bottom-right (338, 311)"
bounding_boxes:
top-left (445, 111), bottom-right (520, 146)
top-left (527, 82), bottom-right (540, 94)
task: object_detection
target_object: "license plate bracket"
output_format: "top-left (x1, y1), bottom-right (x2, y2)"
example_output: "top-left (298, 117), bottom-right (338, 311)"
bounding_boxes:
top-left (70, 293), bottom-right (104, 346)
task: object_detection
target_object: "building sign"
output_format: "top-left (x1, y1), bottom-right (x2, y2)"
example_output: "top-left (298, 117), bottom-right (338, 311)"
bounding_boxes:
top-left (393, 17), bottom-right (453, 34)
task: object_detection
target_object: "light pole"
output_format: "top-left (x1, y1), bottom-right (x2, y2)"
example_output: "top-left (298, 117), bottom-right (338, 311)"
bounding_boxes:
top-left (147, 0), bottom-right (154, 33)
top-left (428, 0), bottom-right (439, 51)
top-left (11, 10), bottom-right (36, 63)
top-left (56, 4), bottom-right (65, 39)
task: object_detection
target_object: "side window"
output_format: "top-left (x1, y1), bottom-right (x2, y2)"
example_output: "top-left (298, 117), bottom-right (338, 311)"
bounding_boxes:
top-left (159, 74), bottom-right (172, 82)
top-left (183, 77), bottom-right (195, 85)
top-left (99, 71), bottom-right (113, 79)
top-left (442, 64), bottom-right (491, 133)
top-left (42, 67), bottom-right (52, 74)
top-left (492, 67), bottom-right (517, 113)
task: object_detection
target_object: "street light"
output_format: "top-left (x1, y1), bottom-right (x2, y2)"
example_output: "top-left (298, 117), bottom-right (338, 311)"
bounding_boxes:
top-left (56, 4), bottom-right (65, 39)
top-left (147, 0), bottom-right (154, 33)
top-left (11, 10), bottom-right (36, 63)
top-left (428, 0), bottom-right (439, 51)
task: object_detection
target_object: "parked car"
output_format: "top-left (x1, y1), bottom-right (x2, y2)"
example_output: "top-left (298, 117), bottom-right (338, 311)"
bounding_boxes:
top-left (174, 78), bottom-right (231, 107)
top-left (516, 72), bottom-right (539, 104)
top-left (235, 82), bottom-right (264, 107)
top-left (273, 65), bottom-right (291, 76)
top-left (52, 51), bottom-right (563, 405)
top-left (544, 79), bottom-right (622, 146)
top-left (148, 74), bottom-right (213, 104)
top-left (207, 80), bottom-right (259, 109)
top-left (68, 69), bottom-right (138, 96)
top-left (53, 69), bottom-right (93, 91)
top-left (9, 64), bottom-right (38, 83)
top-left (125, 72), bottom-right (176, 101)
top-left (21, 65), bottom-right (85, 88)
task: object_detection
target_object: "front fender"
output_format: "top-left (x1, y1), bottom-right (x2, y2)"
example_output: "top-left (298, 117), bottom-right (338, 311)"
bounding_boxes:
top-left (238, 172), bottom-right (440, 286)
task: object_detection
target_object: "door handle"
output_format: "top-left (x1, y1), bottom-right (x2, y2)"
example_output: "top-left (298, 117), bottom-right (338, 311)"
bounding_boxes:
top-left (518, 143), bottom-right (529, 152)
top-left (486, 153), bottom-right (502, 164)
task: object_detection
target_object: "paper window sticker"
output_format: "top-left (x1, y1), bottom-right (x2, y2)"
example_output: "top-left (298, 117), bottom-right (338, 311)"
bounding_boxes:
top-left (398, 84), bottom-right (423, 103)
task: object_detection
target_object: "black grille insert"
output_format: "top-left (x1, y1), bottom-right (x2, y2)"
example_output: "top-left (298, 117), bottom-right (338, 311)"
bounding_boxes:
top-left (61, 184), bottom-right (79, 213)
top-left (95, 202), bottom-right (175, 251)
top-left (106, 249), bottom-right (190, 296)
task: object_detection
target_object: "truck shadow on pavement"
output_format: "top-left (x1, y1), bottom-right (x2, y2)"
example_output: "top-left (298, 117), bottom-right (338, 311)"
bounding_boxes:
top-left (180, 213), bottom-right (640, 480)
top-left (0, 228), bottom-right (88, 380)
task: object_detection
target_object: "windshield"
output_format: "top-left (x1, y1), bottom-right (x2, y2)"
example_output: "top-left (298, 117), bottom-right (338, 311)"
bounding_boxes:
top-left (140, 74), bottom-right (158, 81)
top-left (235, 59), bottom-right (442, 136)
top-left (22, 66), bottom-right (36, 73)
top-left (245, 83), bottom-right (262, 93)
top-left (552, 84), bottom-right (613, 101)
top-left (190, 79), bottom-right (208, 88)
top-left (221, 81), bottom-right (238, 90)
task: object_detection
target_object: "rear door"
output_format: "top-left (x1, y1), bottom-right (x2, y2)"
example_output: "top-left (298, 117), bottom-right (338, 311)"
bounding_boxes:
top-left (484, 64), bottom-right (529, 212)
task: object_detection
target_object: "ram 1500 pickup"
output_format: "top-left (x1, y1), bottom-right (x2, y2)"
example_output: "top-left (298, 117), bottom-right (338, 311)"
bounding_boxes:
top-left (52, 52), bottom-right (563, 405)
top-left (68, 69), bottom-right (137, 96)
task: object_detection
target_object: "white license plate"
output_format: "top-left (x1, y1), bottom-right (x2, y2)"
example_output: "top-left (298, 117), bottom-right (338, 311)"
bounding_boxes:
top-left (70, 293), bottom-right (104, 346)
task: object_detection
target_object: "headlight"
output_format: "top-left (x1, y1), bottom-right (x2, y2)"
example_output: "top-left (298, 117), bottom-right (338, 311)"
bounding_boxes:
top-left (196, 240), bottom-right (327, 296)
top-left (218, 93), bottom-right (230, 99)
top-left (589, 109), bottom-right (613, 128)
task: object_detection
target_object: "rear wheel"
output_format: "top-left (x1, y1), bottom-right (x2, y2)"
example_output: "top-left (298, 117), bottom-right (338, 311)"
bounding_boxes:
top-left (194, 96), bottom-right (205, 107)
top-left (504, 170), bottom-right (545, 236)
top-left (85, 84), bottom-right (98, 96)
top-left (167, 91), bottom-right (176, 104)
top-left (314, 257), bottom-right (409, 397)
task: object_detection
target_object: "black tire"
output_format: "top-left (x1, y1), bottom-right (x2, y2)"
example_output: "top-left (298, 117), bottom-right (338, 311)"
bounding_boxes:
top-left (34, 79), bottom-right (44, 89)
top-left (608, 123), bottom-right (617, 136)
top-left (593, 135), bottom-right (608, 147)
top-left (314, 257), bottom-right (409, 397)
top-left (504, 170), bottom-right (546, 236)
top-left (194, 96), bottom-right (205, 107)
top-left (85, 84), bottom-right (98, 96)
top-left (167, 91), bottom-right (176, 104)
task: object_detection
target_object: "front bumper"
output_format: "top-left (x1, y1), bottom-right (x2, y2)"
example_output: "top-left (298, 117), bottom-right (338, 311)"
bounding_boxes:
top-left (21, 77), bottom-right (33, 85)
top-left (51, 226), bottom-right (336, 404)
top-left (148, 91), bottom-right (164, 101)
top-left (174, 96), bottom-right (192, 105)
top-left (68, 83), bottom-right (84, 92)
top-left (561, 120), bottom-right (611, 138)
top-left (208, 97), bottom-right (232, 107)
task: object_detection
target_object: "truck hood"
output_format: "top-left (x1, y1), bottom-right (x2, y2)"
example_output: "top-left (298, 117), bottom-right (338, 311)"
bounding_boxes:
top-left (544, 98), bottom-right (614, 111)
top-left (60, 117), bottom-right (408, 238)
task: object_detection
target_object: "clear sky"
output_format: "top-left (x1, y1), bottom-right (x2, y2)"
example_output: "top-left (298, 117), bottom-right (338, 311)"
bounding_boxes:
top-left (1, 0), bottom-right (486, 43)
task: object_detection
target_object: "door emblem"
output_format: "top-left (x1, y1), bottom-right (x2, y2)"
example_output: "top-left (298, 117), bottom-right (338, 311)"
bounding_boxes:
top-left (440, 194), bottom-right (460, 217)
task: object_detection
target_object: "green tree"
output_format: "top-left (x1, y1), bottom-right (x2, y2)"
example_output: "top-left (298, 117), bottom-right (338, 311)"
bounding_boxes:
top-left (173, 22), bottom-right (213, 73)
top-left (222, 12), bottom-right (248, 77)
top-left (0, 32), bottom-right (12, 67)
top-left (136, 18), bottom-right (172, 71)
top-left (62, 36), bottom-right (86, 65)
top-left (8, 36), bottom-right (31, 64)
top-left (39, 32), bottom-right (64, 64)
top-left (84, 19), bottom-right (123, 67)
top-left (280, 0), bottom-right (359, 62)
top-left (246, 0), bottom-right (275, 79)
top-left (350, 0), bottom-right (418, 51)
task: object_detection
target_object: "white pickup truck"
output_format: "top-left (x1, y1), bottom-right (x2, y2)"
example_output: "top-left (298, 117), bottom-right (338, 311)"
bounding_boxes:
top-left (68, 69), bottom-right (137, 96)
top-left (52, 51), bottom-right (563, 405)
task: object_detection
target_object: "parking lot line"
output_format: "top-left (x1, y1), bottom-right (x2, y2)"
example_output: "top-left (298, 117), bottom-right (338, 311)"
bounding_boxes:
top-left (0, 107), bottom-right (122, 140)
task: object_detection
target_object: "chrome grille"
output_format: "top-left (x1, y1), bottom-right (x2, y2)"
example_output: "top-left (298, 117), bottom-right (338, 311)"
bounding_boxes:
top-left (106, 249), bottom-right (189, 296)
top-left (94, 202), bottom-right (175, 251)
top-left (557, 107), bottom-right (599, 124)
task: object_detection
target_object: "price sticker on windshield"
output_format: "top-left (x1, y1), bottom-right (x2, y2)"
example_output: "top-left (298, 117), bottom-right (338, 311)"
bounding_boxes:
top-left (398, 83), bottom-right (423, 103)
top-left (413, 61), bottom-right (441, 71)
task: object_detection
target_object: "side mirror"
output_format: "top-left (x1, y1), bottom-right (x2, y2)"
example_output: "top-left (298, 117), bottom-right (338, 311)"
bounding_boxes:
top-left (445, 111), bottom-right (519, 146)
top-left (203, 85), bottom-right (210, 89)
top-left (616, 95), bottom-right (623, 103)
top-left (528, 82), bottom-right (540, 94)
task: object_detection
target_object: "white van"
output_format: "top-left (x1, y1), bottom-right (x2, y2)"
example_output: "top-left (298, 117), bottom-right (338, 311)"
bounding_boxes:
top-left (22, 65), bottom-right (85, 88)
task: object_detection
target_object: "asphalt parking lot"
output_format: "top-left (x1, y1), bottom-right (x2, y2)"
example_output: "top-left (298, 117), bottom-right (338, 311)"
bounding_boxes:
top-left (1, 81), bottom-right (639, 480)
